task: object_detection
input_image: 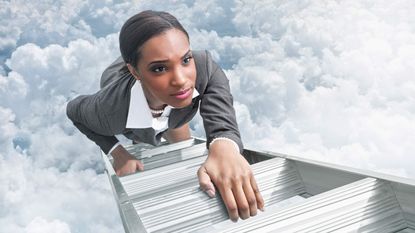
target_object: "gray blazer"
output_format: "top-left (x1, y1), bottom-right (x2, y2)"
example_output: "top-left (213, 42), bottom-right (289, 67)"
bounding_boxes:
top-left (66, 50), bottom-right (243, 154)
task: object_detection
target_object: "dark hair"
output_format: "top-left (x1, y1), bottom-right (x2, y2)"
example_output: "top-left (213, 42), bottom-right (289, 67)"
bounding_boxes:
top-left (119, 10), bottom-right (189, 68)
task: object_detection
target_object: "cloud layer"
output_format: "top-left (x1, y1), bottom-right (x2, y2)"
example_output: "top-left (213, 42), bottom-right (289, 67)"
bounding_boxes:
top-left (1, 0), bottom-right (415, 232)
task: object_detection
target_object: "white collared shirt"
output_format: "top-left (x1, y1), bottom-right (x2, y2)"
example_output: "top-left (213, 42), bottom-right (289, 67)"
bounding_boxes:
top-left (109, 81), bottom-right (199, 155)
top-left (126, 80), bottom-right (199, 129)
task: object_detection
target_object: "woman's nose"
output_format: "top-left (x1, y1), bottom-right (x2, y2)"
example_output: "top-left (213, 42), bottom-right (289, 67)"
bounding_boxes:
top-left (170, 67), bottom-right (187, 87)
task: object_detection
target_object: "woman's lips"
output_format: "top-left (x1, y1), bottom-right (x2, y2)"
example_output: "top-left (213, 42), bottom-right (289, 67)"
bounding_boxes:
top-left (172, 88), bottom-right (192, 100)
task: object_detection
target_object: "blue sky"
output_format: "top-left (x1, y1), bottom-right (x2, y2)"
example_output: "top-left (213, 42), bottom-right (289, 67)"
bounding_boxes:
top-left (1, 0), bottom-right (415, 232)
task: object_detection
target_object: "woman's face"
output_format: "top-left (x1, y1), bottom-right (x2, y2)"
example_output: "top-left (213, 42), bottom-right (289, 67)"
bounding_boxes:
top-left (129, 28), bottom-right (196, 109)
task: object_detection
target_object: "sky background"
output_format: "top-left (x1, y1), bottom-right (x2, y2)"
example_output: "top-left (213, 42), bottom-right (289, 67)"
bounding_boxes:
top-left (1, 0), bottom-right (415, 232)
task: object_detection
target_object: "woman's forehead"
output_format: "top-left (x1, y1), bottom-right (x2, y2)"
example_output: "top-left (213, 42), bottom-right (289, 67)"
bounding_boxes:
top-left (139, 29), bottom-right (190, 63)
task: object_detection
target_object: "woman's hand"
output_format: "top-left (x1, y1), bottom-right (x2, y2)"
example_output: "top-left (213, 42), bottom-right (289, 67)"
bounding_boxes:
top-left (111, 144), bottom-right (144, 176)
top-left (197, 139), bottom-right (264, 222)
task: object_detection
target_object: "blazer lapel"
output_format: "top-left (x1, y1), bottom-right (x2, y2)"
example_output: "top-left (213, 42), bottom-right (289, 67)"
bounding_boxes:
top-left (168, 97), bottom-right (200, 129)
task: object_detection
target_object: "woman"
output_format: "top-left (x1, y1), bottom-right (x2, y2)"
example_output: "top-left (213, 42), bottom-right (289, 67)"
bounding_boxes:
top-left (66, 10), bottom-right (264, 221)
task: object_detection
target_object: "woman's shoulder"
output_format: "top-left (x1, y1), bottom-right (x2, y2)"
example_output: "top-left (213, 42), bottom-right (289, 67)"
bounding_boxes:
top-left (193, 49), bottom-right (213, 65)
top-left (100, 56), bottom-right (131, 89)
top-left (193, 50), bottom-right (218, 81)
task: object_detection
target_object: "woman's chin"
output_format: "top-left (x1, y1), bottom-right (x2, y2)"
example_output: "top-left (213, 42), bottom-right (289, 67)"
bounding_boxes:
top-left (170, 98), bottom-right (193, 109)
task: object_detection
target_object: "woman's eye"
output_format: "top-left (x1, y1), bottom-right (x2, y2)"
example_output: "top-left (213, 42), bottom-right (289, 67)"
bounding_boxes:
top-left (183, 56), bottom-right (193, 64)
top-left (152, 66), bottom-right (166, 73)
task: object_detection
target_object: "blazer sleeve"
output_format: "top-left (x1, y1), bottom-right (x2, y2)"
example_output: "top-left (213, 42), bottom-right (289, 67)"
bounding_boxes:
top-left (199, 51), bottom-right (244, 152)
top-left (66, 93), bottom-right (119, 154)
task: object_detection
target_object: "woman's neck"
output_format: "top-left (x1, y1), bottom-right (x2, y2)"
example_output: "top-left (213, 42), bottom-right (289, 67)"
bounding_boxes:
top-left (141, 83), bottom-right (166, 110)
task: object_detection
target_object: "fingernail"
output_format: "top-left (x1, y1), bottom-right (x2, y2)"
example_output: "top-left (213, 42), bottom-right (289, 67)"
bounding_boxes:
top-left (231, 218), bottom-right (238, 223)
top-left (206, 190), bottom-right (215, 198)
top-left (260, 207), bottom-right (265, 212)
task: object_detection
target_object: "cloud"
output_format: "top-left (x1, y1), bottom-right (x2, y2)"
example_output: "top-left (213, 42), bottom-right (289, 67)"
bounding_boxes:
top-left (1, 35), bottom-right (123, 173)
top-left (0, 152), bottom-right (122, 232)
top-left (1, 1), bottom-right (139, 231)
top-left (0, 0), bottom-right (139, 74)
top-left (1, 0), bottom-right (415, 232)
top-left (0, 107), bottom-right (18, 149)
top-left (223, 0), bottom-right (415, 178)
top-left (189, 0), bottom-right (415, 178)
top-left (25, 217), bottom-right (71, 233)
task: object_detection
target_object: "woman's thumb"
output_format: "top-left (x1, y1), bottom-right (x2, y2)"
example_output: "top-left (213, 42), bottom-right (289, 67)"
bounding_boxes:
top-left (136, 160), bottom-right (144, 171)
top-left (197, 165), bottom-right (215, 198)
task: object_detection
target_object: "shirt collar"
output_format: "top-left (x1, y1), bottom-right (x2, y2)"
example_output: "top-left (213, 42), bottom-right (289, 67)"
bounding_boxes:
top-left (126, 81), bottom-right (199, 129)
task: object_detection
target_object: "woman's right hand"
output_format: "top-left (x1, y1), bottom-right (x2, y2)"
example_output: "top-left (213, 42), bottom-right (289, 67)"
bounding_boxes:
top-left (111, 145), bottom-right (144, 176)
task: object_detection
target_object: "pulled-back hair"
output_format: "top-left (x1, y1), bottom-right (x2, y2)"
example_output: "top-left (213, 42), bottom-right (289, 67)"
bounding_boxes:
top-left (119, 10), bottom-right (189, 68)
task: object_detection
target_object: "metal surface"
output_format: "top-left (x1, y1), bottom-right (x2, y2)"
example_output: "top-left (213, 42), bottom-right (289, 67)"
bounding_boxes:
top-left (210, 178), bottom-right (407, 233)
top-left (126, 157), bottom-right (306, 233)
top-left (101, 147), bottom-right (147, 233)
top-left (398, 229), bottom-right (415, 233)
top-left (102, 138), bottom-right (415, 233)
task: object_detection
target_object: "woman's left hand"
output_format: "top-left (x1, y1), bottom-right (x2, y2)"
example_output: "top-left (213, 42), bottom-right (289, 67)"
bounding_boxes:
top-left (197, 139), bottom-right (265, 222)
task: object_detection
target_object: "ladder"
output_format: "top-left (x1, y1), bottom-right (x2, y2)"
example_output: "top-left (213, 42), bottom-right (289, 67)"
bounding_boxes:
top-left (101, 138), bottom-right (415, 233)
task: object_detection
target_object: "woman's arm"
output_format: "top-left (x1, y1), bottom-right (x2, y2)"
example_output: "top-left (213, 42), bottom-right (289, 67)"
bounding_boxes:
top-left (199, 55), bottom-right (243, 152)
top-left (198, 51), bottom-right (264, 221)
top-left (67, 96), bottom-right (144, 176)
top-left (66, 94), bottom-right (119, 154)
top-left (162, 123), bottom-right (191, 143)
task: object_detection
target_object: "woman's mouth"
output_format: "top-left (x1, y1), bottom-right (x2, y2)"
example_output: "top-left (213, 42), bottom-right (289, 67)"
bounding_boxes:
top-left (171, 88), bottom-right (192, 100)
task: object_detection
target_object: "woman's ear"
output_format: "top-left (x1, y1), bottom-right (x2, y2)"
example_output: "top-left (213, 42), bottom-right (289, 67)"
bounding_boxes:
top-left (127, 63), bottom-right (141, 81)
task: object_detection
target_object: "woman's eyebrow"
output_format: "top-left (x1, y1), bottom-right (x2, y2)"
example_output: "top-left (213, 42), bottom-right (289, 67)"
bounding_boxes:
top-left (147, 49), bottom-right (191, 67)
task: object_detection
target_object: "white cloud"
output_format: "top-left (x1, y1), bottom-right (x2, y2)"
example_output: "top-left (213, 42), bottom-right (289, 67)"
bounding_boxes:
top-left (0, 107), bottom-right (18, 149)
top-left (0, 0), bottom-right (139, 50)
top-left (25, 217), bottom-right (71, 233)
top-left (1, 35), bottom-right (122, 173)
top-left (1, 1), bottom-right (140, 231)
top-left (0, 153), bottom-right (122, 232)
top-left (222, 0), bottom-right (415, 177)
top-left (1, 0), bottom-right (415, 232)
top-left (187, 0), bottom-right (415, 178)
